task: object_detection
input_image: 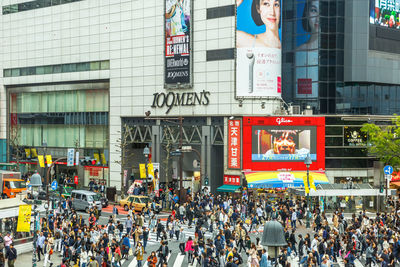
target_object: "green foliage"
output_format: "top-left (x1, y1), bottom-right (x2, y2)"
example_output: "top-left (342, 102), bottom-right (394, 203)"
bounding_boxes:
top-left (361, 115), bottom-right (400, 169)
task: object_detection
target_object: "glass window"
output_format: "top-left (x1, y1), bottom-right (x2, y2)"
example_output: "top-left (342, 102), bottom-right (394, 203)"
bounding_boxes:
top-left (90, 62), bottom-right (100, 70)
top-left (53, 65), bottom-right (62, 73)
top-left (4, 69), bottom-right (11, 77)
top-left (100, 61), bottom-right (110, 70)
top-left (77, 62), bottom-right (90, 71)
top-left (20, 68), bottom-right (28, 76)
top-left (44, 66), bottom-right (52, 74)
top-left (326, 126), bottom-right (342, 135)
top-left (36, 66), bottom-right (45, 75)
top-left (62, 64), bottom-right (71, 73)
top-left (69, 63), bottom-right (77, 72)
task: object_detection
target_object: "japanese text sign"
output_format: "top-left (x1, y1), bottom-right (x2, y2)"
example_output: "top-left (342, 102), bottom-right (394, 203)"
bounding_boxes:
top-left (223, 175), bottom-right (241, 186)
top-left (228, 120), bottom-right (241, 169)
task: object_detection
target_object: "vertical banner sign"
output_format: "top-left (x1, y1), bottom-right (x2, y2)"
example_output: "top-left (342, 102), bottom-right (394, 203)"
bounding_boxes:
top-left (74, 175), bottom-right (79, 185)
top-left (165, 0), bottom-right (191, 86)
top-left (147, 163), bottom-right (154, 180)
top-left (45, 155), bottom-right (52, 167)
top-left (139, 164), bottom-right (146, 179)
top-left (93, 153), bottom-right (100, 165)
top-left (67, 148), bottom-right (75, 167)
top-left (75, 151), bottom-right (80, 166)
top-left (17, 205), bottom-right (32, 232)
top-left (236, 0), bottom-right (282, 97)
top-left (228, 120), bottom-right (241, 169)
top-left (152, 163), bottom-right (160, 196)
top-left (100, 153), bottom-right (107, 165)
top-left (38, 155), bottom-right (45, 168)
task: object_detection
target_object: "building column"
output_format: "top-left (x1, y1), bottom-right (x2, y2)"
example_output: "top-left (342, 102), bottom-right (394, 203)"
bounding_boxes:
top-left (151, 124), bottom-right (161, 164)
top-left (202, 118), bottom-right (212, 188)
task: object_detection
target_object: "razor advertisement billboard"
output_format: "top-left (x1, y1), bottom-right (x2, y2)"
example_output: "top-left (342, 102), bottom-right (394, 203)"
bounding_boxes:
top-left (236, 0), bottom-right (282, 98)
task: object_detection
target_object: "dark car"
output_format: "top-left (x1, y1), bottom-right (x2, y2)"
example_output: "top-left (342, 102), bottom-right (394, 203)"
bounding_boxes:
top-left (97, 193), bottom-right (108, 208)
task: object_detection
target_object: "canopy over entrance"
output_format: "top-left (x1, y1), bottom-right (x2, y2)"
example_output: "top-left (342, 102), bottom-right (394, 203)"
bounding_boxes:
top-left (244, 171), bottom-right (329, 189)
top-left (217, 185), bottom-right (241, 192)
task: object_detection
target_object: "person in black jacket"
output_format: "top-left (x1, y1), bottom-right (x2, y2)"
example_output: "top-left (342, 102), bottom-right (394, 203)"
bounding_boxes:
top-left (5, 243), bottom-right (16, 267)
top-left (157, 241), bottom-right (169, 267)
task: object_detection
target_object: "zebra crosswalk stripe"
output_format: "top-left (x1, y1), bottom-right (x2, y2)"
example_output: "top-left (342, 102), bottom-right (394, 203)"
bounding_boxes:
top-left (173, 254), bottom-right (185, 267)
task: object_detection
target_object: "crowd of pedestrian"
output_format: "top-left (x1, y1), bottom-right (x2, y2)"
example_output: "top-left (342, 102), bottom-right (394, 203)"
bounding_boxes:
top-left (23, 181), bottom-right (400, 267)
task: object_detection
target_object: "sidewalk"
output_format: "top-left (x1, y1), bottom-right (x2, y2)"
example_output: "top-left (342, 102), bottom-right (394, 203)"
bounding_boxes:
top-left (15, 251), bottom-right (63, 266)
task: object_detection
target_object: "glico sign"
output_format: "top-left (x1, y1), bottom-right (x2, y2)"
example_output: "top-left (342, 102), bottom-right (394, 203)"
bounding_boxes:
top-left (242, 117), bottom-right (325, 171)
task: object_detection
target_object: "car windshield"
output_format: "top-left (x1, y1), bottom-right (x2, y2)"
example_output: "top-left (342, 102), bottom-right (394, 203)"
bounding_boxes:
top-left (9, 181), bottom-right (26, 189)
top-left (92, 194), bottom-right (100, 201)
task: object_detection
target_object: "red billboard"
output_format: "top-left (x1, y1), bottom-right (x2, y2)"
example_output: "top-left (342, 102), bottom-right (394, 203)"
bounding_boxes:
top-left (223, 175), bottom-right (241, 186)
top-left (228, 120), bottom-right (241, 169)
top-left (242, 117), bottom-right (325, 171)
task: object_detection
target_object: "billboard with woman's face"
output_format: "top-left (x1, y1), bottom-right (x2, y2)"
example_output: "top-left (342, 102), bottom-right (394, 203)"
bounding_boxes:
top-left (295, 0), bottom-right (319, 98)
top-left (236, 0), bottom-right (282, 98)
top-left (165, 0), bottom-right (191, 87)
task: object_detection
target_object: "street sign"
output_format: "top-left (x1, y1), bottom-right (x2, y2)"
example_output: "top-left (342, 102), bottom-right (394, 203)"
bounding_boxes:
top-left (51, 180), bottom-right (58, 191)
top-left (170, 151), bottom-right (182, 156)
top-left (384, 165), bottom-right (394, 175)
top-left (67, 148), bottom-right (75, 166)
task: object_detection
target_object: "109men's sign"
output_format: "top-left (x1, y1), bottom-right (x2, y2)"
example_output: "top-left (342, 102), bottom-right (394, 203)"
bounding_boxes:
top-left (152, 90), bottom-right (210, 114)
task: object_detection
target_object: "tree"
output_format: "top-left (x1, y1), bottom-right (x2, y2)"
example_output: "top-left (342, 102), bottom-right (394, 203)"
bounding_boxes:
top-left (115, 124), bottom-right (134, 198)
top-left (361, 116), bottom-right (400, 168)
top-left (9, 124), bottom-right (22, 171)
top-left (162, 126), bottom-right (175, 186)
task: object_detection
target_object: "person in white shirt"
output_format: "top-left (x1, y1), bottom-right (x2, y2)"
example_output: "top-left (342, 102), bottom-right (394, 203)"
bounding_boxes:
top-left (291, 209), bottom-right (298, 229)
top-left (80, 247), bottom-right (88, 267)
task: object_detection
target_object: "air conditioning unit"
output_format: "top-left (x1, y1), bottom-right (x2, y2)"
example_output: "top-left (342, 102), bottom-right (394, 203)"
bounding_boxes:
top-left (289, 105), bottom-right (301, 115)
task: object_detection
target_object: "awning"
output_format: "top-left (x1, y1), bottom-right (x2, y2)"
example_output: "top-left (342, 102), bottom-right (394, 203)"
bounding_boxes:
top-left (217, 185), bottom-right (241, 192)
top-left (391, 181), bottom-right (400, 187)
top-left (244, 171), bottom-right (329, 189)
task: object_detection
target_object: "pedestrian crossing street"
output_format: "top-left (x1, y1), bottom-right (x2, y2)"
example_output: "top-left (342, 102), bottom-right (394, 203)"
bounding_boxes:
top-left (123, 221), bottom-right (214, 247)
top-left (118, 252), bottom-right (366, 267)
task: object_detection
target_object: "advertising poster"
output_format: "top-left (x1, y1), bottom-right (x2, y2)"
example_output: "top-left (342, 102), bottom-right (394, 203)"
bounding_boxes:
top-left (295, 0), bottom-right (319, 98)
top-left (251, 126), bottom-right (317, 161)
top-left (17, 205), bottom-right (32, 232)
top-left (165, 0), bottom-right (191, 86)
top-left (236, 0), bottom-right (282, 98)
top-left (370, 0), bottom-right (400, 29)
top-left (228, 120), bottom-right (241, 169)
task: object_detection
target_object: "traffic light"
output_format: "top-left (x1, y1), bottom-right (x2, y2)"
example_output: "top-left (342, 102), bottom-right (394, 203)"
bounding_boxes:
top-left (380, 184), bottom-right (384, 193)
top-left (204, 176), bottom-right (209, 186)
top-left (80, 158), bottom-right (98, 166)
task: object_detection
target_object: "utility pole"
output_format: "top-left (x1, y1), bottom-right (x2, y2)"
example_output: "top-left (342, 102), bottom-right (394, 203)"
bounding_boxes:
top-left (179, 116), bottom-right (184, 204)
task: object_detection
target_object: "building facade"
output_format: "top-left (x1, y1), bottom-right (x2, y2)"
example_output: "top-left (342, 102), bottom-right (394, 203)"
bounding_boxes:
top-left (0, 0), bottom-right (399, 192)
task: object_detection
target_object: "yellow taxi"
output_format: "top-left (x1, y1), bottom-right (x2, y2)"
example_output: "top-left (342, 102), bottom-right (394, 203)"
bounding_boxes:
top-left (119, 195), bottom-right (161, 213)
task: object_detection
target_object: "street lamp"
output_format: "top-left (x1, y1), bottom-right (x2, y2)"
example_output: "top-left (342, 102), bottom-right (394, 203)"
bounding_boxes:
top-left (304, 153), bottom-right (312, 228)
top-left (261, 220), bottom-right (287, 266)
top-left (143, 146), bottom-right (150, 194)
top-left (30, 172), bottom-right (42, 267)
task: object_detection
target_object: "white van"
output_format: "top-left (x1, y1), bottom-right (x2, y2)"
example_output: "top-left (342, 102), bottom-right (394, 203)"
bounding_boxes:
top-left (71, 190), bottom-right (102, 213)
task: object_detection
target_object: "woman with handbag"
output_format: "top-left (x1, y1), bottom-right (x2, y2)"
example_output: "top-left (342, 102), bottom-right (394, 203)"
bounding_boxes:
top-left (147, 251), bottom-right (157, 267)
top-left (135, 242), bottom-right (144, 267)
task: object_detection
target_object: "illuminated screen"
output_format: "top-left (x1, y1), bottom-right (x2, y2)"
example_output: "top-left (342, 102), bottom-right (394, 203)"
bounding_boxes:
top-left (251, 126), bottom-right (317, 161)
top-left (370, 0), bottom-right (400, 29)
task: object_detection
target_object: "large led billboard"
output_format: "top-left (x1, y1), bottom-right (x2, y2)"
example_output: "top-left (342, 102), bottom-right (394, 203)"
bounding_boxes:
top-left (236, 0), bottom-right (282, 98)
top-left (370, 0), bottom-right (400, 29)
top-left (243, 117), bottom-right (325, 171)
top-left (251, 126), bottom-right (317, 161)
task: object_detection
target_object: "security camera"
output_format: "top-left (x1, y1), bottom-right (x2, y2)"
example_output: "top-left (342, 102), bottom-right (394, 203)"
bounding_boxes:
top-left (145, 111), bottom-right (151, 117)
